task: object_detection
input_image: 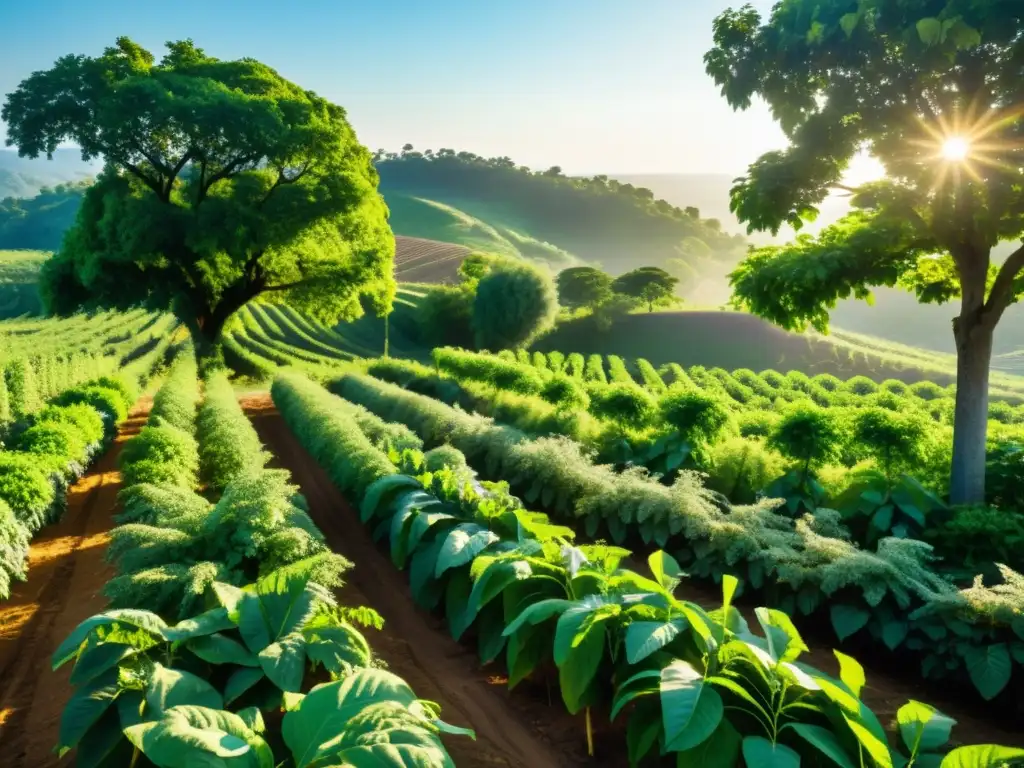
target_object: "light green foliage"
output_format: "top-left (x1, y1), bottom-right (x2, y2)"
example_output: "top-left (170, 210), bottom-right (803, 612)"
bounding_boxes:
top-left (851, 408), bottom-right (929, 480)
top-left (611, 266), bottom-right (680, 312)
top-left (472, 259), bottom-right (558, 351)
top-left (556, 265), bottom-right (613, 312)
top-left (198, 373), bottom-right (271, 490)
top-left (635, 358), bottom-right (667, 393)
top-left (706, 436), bottom-right (786, 505)
top-left (659, 387), bottom-right (732, 452)
top-left (0, 500), bottom-right (30, 600)
top-left (6, 38), bottom-right (395, 357)
top-left (540, 375), bottom-right (590, 410)
top-left (0, 452), bottom-right (56, 532)
top-left (606, 355), bottom-right (635, 384)
top-left (589, 382), bottom-right (657, 431)
top-left (768, 406), bottom-right (845, 471)
top-left (36, 403), bottom-right (105, 446)
top-left (583, 354), bottom-right (607, 383)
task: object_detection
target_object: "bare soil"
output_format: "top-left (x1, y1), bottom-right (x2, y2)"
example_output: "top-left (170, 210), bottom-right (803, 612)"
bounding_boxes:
top-left (0, 399), bottom-right (151, 767)
top-left (241, 393), bottom-right (611, 768)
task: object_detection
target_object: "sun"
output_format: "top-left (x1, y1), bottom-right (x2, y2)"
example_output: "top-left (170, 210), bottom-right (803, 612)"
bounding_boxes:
top-left (941, 136), bottom-right (971, 162)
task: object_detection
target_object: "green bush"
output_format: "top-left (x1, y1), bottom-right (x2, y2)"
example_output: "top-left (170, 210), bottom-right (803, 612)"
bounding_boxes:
top-left (706, 436), bottom-right (785, 504)
top-left (737, 410), bottom-right (780, 438)
top-left (16, 421), bottom-right (88, 464)
top-left (119, 421), bottom-right (200, 490)
top-left (0, 499), bottom-right (30, 599)
top-left (539, 374), bottom-right (590, 410)
top-left (565, 353), bottom-right (585, 378)
top-left (36, 404), bottom-right (105, 446)
top-left (472, 260), bottom-right (558, 350)
top-left (589, 382), bottom-right (656, 430)
top-left (768, 405), bottom-right (845, 470)
top-left (415, 283), bottom-right (475, 348)
top-left (4, 358), bottom-right (41, 419)
top-left (149, 353), bottom-right (200, 432)
top-left (0, 453), bottom-right (56, 532)
top-left (909, 380), bottom-right (946, 401)
top-left (583, 354), bottom-right (607, 383)
top-left (811, 373), bottom-right (842, 392)
top-left (53, 384), bottom-right (129, 424)
top-left (197, 372), bottom-right (270, 490)
top-left (658, 387), bottom-right (732, 449)
top-left (844, 375), bottom-right (878, 396)
top-left (851, 408), bottom-right (928, 480)
top-left (423, 444), bottom-right (469, 473)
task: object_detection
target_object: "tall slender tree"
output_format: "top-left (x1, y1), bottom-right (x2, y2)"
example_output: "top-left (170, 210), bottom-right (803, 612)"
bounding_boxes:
top-left (705, 1), bottom-right (1024, 503)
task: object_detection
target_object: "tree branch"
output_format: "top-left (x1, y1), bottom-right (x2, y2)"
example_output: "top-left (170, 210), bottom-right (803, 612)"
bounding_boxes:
top-left (163, 149), bottom-right (195, 200)
top-left (258, 161), bottom-right (314, 208)
top-left (984, 241), bottom-right (1024, 323)
top-left (118, 158), bottom-right (165, 198)
top-left (262, 280), bottom-right (307, 293)
top-left (196, 153), bottom-right (261, 205)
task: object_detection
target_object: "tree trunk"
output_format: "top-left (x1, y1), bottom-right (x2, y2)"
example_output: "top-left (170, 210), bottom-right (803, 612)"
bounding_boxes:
top-left (949, 313), bottom-right (994, 505)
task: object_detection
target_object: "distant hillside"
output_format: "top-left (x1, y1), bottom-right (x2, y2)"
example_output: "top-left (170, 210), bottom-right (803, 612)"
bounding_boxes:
top-left (375, 149), bottom-right (747, 277)
top-left (393, 236), bottom-right (470, 283)
top-left (0, 181), bottom-right (88, 251)
top-left (0, 250), bottom-right (46, 318)
top-left (0, 149), bottom-right (97, 200)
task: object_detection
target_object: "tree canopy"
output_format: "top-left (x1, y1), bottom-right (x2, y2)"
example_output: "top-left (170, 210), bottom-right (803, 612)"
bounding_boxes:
top-left (705, 0), bottom-right (1024, 503)
top-left (557, 266), bottom-right (613, 312)
top-left (472, 259), bottom-right (558, 350)
top-left (3, 37), bottom-right (394, 358)
top-left (612, 267), bottom-right (680, 312)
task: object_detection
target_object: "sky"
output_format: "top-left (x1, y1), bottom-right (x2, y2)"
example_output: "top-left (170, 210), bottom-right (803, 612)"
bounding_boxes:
top-left (0, 0), bottom-right (883, 180)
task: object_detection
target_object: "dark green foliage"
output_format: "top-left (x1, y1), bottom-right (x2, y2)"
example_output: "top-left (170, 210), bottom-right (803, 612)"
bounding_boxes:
top-left (925, 505), bottom-right (1024, 577)
top-left (852, 408), bottom-right (928, 480)
top-left (120, 421), bottom-right (200, 490)
top-left (986, 441), bottom-right (1024, 512)
top-left (414, 283), bottom-right (475, 348)
top-left (659, 387), bottom-right (731, 449)
top-left (540, 375), bottom-right (590, 410)
top-left (0, 499), bottom-right (30, 599)
top-left (556, 266), bottom-right (613, 311)
top-left (7, 38), bottom-right (394, 357)
top-left (610, 266), bottom-right (679, 312)
top-left (768, 406), bottom-right (845, 471)
top-left (589, 383), bottom-right (656, 430)
top-left (472, 260), bottom-right (557, 351)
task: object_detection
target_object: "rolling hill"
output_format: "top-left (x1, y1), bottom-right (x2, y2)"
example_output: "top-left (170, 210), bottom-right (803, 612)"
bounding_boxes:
top-left (0, 149), bottom-right (97, 200)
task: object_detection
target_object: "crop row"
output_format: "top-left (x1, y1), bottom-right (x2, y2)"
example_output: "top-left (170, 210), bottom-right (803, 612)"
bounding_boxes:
top-left (272, 369), bottom-right (1022, 767)
top-left (325, 369), bottom-right (1024, 707)
top-left (54, 352), bottom-right (468, 767)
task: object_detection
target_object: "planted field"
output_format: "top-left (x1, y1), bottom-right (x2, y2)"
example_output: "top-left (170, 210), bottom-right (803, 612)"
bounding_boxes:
top-left (395, 236), bottom-right (470, 284)
top-left (0, 250), bottom-right (47, 319)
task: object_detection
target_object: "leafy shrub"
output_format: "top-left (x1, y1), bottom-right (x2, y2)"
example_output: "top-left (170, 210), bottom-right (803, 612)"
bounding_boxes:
top-left (415, 283), bottom-right (475, 347)
top-left (910, 380), bottom-right (946, 401)
top-left (472, 260), bottom-right (558, 350)
top-left (589, 382), bottom-right (656, 430)
top-left (784, 370), bottom-right (813, 393)
top-left (539, 374), bottom-right (590, 410)
top-left (423, 444), bottom-right (469, 473)
top-left (705, 436), bottom-right (786, 504)
top-left (635, 358), bottom-right (667, 393)
top-left (851, 408), bottom-right (928, 480)
top-left (0, 453), bottom-right (56, 532)
top-left (547, 350), bottom-right (566, 374)
top-left (565, 352), bottom-right (585, 378)
top-left (737, 410), bottom-right (780, 438)
top-left (92, 374), bottom-right (139, 408)
top-left (811, 373), bottom-right (842, 392)
top-left (149, 352), bottom-right (200, 431)
top-left (531, 351), bottom-right (548, 370)
top-left (119, 420), bottom-right (200, 489)
top-left (844, 375), bottom-right (879, 396)
top-left (768, 405), bottom-right (845, 471)
top-left (4, 358), bottom-right (40, 419)
top-left (759, 369), bottom-right (787, 389)
top-left (197, 372), bottom-right (270, 490)
top-left (0, 373), bottom-right (10, 424)
top-left (35, 403), bottom-right (105, 446)
top-left (15, 421), bottom-right (88, 464)
top-left (925, 504), bottom-right (1024, 577)
top-left (659, 387), bottom-right (731, 449)
top-left (880, 379), bottom-right (910, 397)
top-left (986, 440), bottom-right (1024, 512)
top-left (583, 354), bottom-right (607, 383)
top-left (0, 499), bottom-right (29, 599)
top-left (53, 384), bottom-right (128, 424)
top-left (606, 355), bottom-right (634, 384)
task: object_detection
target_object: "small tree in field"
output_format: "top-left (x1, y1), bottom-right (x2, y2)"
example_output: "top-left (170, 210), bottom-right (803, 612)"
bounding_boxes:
top-left (556, 266), bottom-right (613, 313)
top-left (612, 267), bottom-right (679, 312)
top-left (705, 2), bottom-right (1024, 504)
top-left (3, 38), bottom-right (395, 362)
top-left (472, 260), bottom-right (557, 351)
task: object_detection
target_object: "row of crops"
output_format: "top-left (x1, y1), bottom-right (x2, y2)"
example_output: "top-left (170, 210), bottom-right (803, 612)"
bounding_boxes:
top-left (0, 311), bottom-right (178, 600)
top-left (269, 368), bottom-right (1023, 767)
top-left (53, 351), bottom-right (472, 766)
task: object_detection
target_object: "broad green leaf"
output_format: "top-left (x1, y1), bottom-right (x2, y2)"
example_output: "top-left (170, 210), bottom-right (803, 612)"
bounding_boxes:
top-left (831, 604), bottom-right (870, 642)
top-left (506, 624), bottom-right (548, 689)
top-left (755, 607), bottom-right (808, 663)
top-left (360, 475), bottom-right (422, 523)
top-left (435, 525), bottom-right (500, 578)
top-left (124, 705), bottom-right (273, 768)
top-left (839, 12), bottom-right (860, 37)
top-left (789, 723), bottom-right (856, 768)
top-left (503, 599), bottom-right (573, 637)
top-left (236, 591), bottom-right (273, 654)
top-left (675, 719), bottom-right (741, 768)
top-left (610, 670), bottom-right (661, 721)
top-left (465, 560), bottom-right (532, 625)
top-left (146, 663), bottom-right (224, 718)
top-left (253, 559), bottom-right (323, 640)
top-left (834, 651), bottom-right (865, 697)
top-left (445, 569), bottom-right (475, 641)
top-left (882, 618), bottom-right (908, 650)
top-left (628, 701), bottom-right (662, 767)
top-left (57, 668), bottom-right (120, 751)
top-left (70, 641), bottom-right (139, 686)
top-left (165, 607), bottom-right (236, 642)
top-left (661, 660), bottom-right (723, 752)
top-left (304, 624), bottom-right (372, 674)
top-left (939, 745), bottom-right (1024, 767)
top-left (648, 550), bottom-right (683, 589)
top-left (916, 17), bottom-right (943, 46)
top-left (553, 600), bottom-right (607, 665)
top-left (843, 714), bottom-right (894, 768)
top-left (53, 610), bottom-right (168, 669)
top-left (742, 736), bottom-right (801, 767)
top-left (558, 609), bottom-right (614, 713)
top-left (225, 668), bottom-right (266, 705)
top-left (706, 675), bottom-right (771, 721)
top-left (963, 644), bottom-right (1012, 700)
top-left (625, 619), bottom-right (686, 664)
top-left (74, 706), bottom-right (132, 768)
top-left (897, 700), bottom-right (955, 754)
top-left (258, 633), bottom-right (308, 692)
top-left (188, 634), bottom-right (259, 667)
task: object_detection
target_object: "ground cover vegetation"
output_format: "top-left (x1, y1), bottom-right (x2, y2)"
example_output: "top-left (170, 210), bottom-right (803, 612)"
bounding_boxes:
top-left (53, 350), bottom-right (471, 766)
top-left (273, 367), bottom-right (1024, 766)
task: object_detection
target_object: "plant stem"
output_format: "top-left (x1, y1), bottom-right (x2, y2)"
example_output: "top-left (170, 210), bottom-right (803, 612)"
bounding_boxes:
top-left (586, 706), bottom-right (594, 757)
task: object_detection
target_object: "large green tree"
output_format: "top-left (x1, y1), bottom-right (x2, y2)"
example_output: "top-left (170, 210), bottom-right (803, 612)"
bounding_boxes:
top-left (556, 265), bottom-right (613, 312)
top-left (2, 38), bottom-right (394, 359)
top-left (612, 267), bottom-right (680, 312)
top-left (705, 2), bottom-right (1024, 504)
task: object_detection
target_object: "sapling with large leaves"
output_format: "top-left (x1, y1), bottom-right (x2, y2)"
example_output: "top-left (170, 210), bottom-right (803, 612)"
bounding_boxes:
top-left (765, 406), bottom-right (846, 516)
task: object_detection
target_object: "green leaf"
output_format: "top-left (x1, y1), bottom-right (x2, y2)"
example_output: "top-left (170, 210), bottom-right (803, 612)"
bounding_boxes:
top-left (258, 633), bottom-right (308, 693)
top-left (831, 604), bottom-right (870, 642)
top-left (465, 560), bottom-right (532, 626)
top-left (225, 668), bottom-right (266, 705)
top-left (506, 623), bottom-right (548, 690)
top-left (625, 619), bottom-right (686, 664)
top-left (165, 607), bottom-right (236, 642)
top-left (675, 719), bottom-right (741, 768)
top-left (360, 475), bottom-right (422, 523)
top-left (789, 723), bottom-right (856, 768)
top-left (834, 651), bottom-right (866, 698)
top-left (946, 19), bottom-right (981, 50)
top-left (628, 701), bottom-right (662, 767)
top-left (872, 504), bottom-right (895, 532)
top-left (742, 736), bottom-right (801, 767)
top-left (252, 560), bottom-right (322, 640)
top-left (53, 610), bottom-right (168, 669)
top-left (882, 618), bottom-right (908, 650)
top-left (897, 700), bottom-right (955, 754)
top-left (74, 706), bottom-right (132, 768)
top-left (445, 568), bottom-right (475, 641)
top-left (610, 670), bottom-right (661, 722)
top-left (963, 644), bottom-right (1012, 700)
top-left (145, 663), bottom-right (224, 718)
top-left (503, 598), bottom-right (573, 637)
top-left (661, 660), bottom-right (723, 752)
top-left (57, 669), bottom-right (120, 751)
top-left (124, 705), bottom-right (273, 768)
top-left (435, 525), bottom-right (500, 578)
top-left (755, 607), bottom-right (808, 663)
top-left (70, 641), bottom-right (139, 686)
top-left (303, 624), bottom-right (372, 674)
top-left (187, 633), bottom-right (259, 667)
top-left (839, 12), bottom-right (860, 37)
top-left (916, 17), bottom-right (943, 46)
top-left (843, 714), bottom-right (894, 768)
top-left (557, 609), bottom-right (614, 713)
top-left (939, 745), bottom-right (1024, 767)
top-left (648, 550), bottom-right (683, 589)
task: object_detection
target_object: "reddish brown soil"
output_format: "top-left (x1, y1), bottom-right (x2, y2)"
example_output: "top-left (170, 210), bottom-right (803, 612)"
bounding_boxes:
top-left (241, 393), bottom-right (613, 768)
top-left (0, 399), bottom-right (151, 767)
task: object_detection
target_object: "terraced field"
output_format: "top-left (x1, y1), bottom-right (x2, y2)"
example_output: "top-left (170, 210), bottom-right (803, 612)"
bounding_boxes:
top-left (394, 235), bottom-right (469, 283)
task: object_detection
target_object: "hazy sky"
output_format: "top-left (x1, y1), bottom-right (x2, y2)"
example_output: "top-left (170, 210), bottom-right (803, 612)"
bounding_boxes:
top-left (0, 0), bottom-right (825, 176)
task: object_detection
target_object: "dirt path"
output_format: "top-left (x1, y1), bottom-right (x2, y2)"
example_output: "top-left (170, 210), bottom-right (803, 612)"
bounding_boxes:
top-left (0, 399), bottom-right (151, 767)
top-left (242, 394), bottom-right (606, 768)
